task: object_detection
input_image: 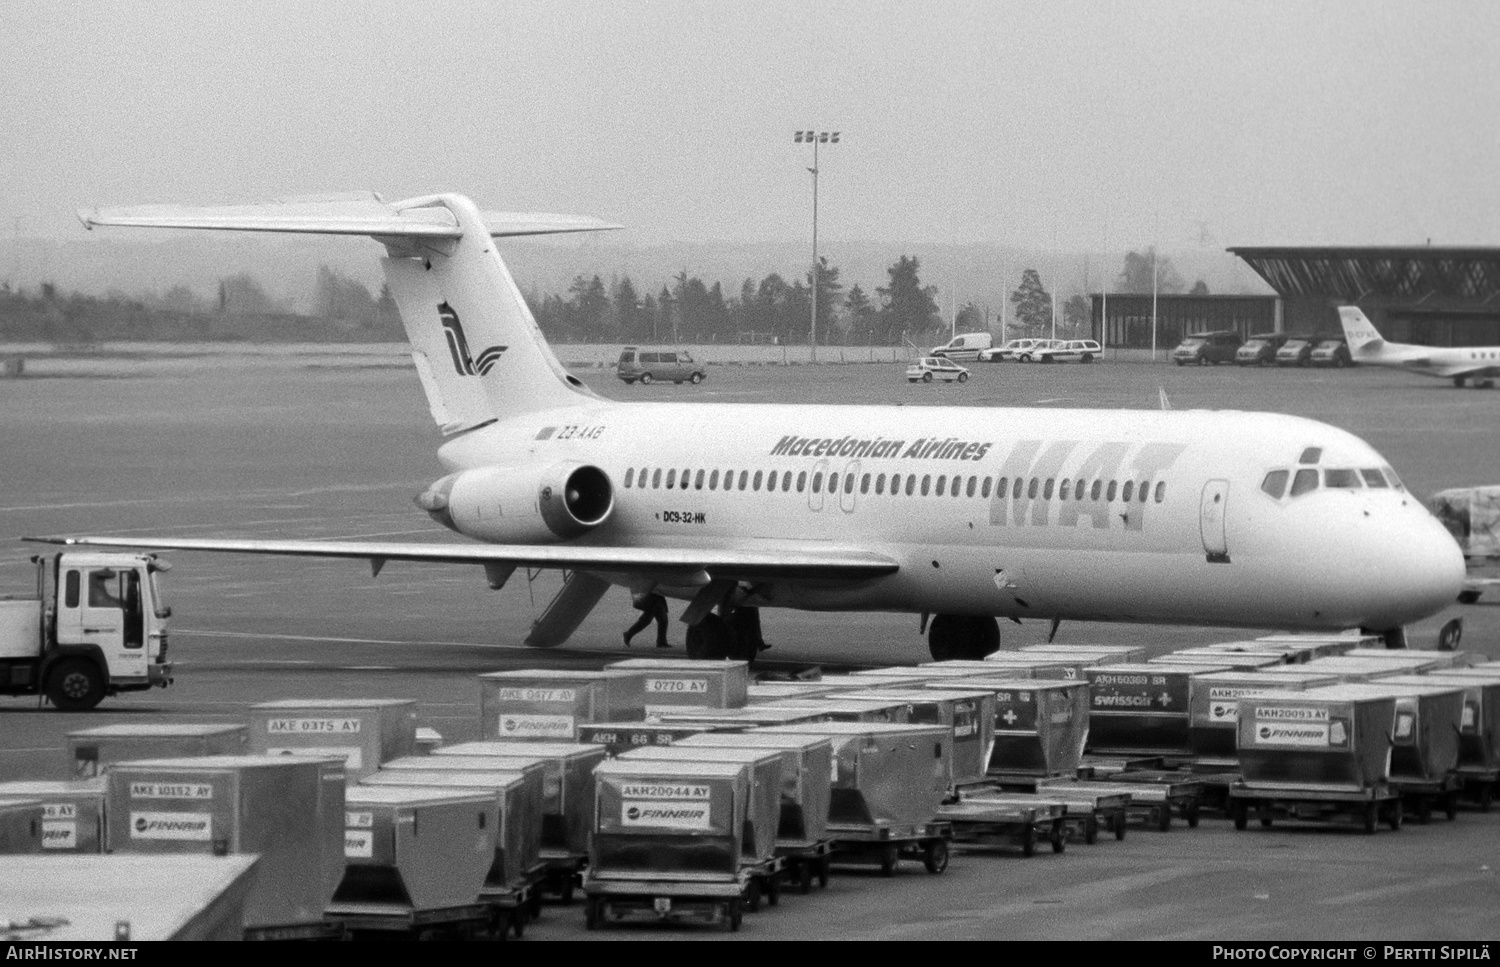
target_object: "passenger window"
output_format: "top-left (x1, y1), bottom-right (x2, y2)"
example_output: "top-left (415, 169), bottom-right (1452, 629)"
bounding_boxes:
top-left (1013, 479), bottom-right (1024, 499)
top-left (680, 468), bottom-right (691, 489)
top-left (1261, 470), bottom-right (1288, 499)
top-left (861, 474), bottom-right (871, 494)
top-left (1027, 478), bottom-right (1038, 499)
top-left (1361, 469), bottom-right (1388, 488)
top-left (782, 473), bottom-right (793, 492)
top-left (1139, 480), bottom-right (1149, 502)
top-left (709, 469), bottom-right (719, 490)
top-left (1076, 479), bottom-right (1086, 501)
top-left (921, 475), bottom-right (931, 496)
top-left (624, 468), bottom-right (634, 488)
top-left (906, 476), bottom-right (917, 496)
top-left (738, 471), bottom-right (749, 490)
top-left (846, 475), bottom-right (856, 494)
top-left (1154, 481), bottom-right (1165, 503)
top-left (1090, 480), bottom-right (1102, 500)
top-left (935, 476), bottom-right (946, 497)
top-left (876, 474), bottom-right (886, 495)
top-left (997, 476), bottom-right (1007, 498)
top-left (665, 469), bottom-right (676, 488)
top-left (1106, 481), bottom-right (1117, 501)
top-left (953, 476), bottom-right (962, 499)
top-left (766, 471), bottom-right (778, 490)
top-left (64, 570), bottom-right (80, 609)
top-left (1299, 447), bottom-right (1322, 464)
top-left (1324, 469), bottom-right (1361, 488)
top-left (652, 469), bottom-right (662, 489)
top-left (797, 471), bottom-right (807, 492)
top-left (1121, 481), bottom-right (1133, 502)
top-left (966, 477), bottom-right (977, 498)
top-left (1290, 468), bottom-right (1319, 497)
top-left (827, 473), bottom-right (838, 493)
top-left (1043, 479), bottom-right (1054, 500)
top-left (753, 470), bottom-right (763, 491)
top-left (981, 477), bottom-right (992, 498)
top-left (1060, 479), bottom-right (1071, 500)
top-left (812, 472), bottom-right (823, 493)
top-left (694, 469), bottom-right (705, 490)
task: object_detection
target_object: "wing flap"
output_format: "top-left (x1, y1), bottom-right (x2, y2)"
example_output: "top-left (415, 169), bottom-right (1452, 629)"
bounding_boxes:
top-left (26, 536), bottom-right (899, 582)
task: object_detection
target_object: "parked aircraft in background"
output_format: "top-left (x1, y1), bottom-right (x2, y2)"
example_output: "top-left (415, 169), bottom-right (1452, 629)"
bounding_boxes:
top-left (35, 193), bottom-right (1465, 660)
top-left (1339, 306), bottom-right (1500, 388)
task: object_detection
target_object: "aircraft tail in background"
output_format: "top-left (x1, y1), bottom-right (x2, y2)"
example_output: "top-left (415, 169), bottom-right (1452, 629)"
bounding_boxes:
top-left (79, 192), bottom-right (622, 434)
top-left (1337, 306), bottom-right (1386, 354)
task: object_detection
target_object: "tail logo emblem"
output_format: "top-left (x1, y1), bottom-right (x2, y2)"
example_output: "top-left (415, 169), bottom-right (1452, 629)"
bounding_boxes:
top-left (438, 302), bottom-right (506, 376)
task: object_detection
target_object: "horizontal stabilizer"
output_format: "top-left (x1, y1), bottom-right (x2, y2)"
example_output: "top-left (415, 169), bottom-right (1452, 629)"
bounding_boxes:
top-left (26, 535), bottom-right (900, 582)
top-left (78, 191), bottom-right (622, 239)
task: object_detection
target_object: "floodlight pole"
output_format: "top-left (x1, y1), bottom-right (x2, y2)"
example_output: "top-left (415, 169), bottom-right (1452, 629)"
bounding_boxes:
top-left (797, 130), bottom-right (839, 363)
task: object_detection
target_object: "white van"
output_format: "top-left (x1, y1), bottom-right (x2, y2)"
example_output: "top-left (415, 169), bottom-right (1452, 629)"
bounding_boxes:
top-left (929, 332), bottom-right (993, 362)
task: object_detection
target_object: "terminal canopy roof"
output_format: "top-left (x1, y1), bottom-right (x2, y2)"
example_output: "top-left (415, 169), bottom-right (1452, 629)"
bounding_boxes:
top-left (1229, 247), bottom-right (1500, 302)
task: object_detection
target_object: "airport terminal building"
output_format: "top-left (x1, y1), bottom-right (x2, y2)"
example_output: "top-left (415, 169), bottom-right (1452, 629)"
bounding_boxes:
top-left (1092, 247), bottom-right (1500, 349)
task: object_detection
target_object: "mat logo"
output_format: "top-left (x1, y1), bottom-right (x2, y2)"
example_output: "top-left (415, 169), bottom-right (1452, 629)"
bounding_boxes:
top-left (439, 302), bottom-right (506, 377)
top-left (621, 800), bottom-right (711, 830)
top-left (131, 811), bottom-right (212, 841)
top-left (129, 782), bottom-right (213, 800)
top-left (42, 821), bottom-right (77, 849)
top-left (499, 714), bottom-right (575, 739)
top-left (345, 830), bottom-right (373, 858)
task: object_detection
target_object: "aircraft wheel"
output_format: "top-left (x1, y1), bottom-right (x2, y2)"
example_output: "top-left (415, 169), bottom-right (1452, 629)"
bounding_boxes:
top-left (46, 659), bottom-right (106, 711)
top-left (686, 614), bottom-right (739, 661)
top-left (639, 372), bottom-right (653, 384)
top-left (927, 614), bottom-right (1000, 661)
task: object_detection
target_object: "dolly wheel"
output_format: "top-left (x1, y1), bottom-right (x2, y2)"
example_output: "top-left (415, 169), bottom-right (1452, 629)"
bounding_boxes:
top-left (558, 878), bottom-right (575, 905)
top-left (923, 839), bottom-right (949, 874)
top-left (1480, 785), bottom-right (1494, 814)
top-left (1363, 802), bottom-right (1379, 834)
top-left (584, 897), bottom-right (600, 931)
top-left (797, 863), bottom-right (813, 895)
top-left (1156, 807), bottom-right (1172, 832)
top-left (510, 911), bottom-right (525, 939)
top-left (727, 899), bottom-right (743, 933)
top-left (1417, 798), bottom-right (1433, 825)
top-left (1186, 804), bottom-right (1201, 829)
top-left (817, 856), bottom-right (831, 888)
top-left (1050, 823), bottom-right (1066, 854)
top-left (1021, 825), bottom-right (1036, 857)
top-left (1259, 808), bottom-right (1273, 829)
top-left (879, 843), bottom-right (900, 876)
top-left (1387, 800), bottom-right (1404, 832)
top-left (766, 876), bottom-right (780, 907)
top-left (1232, 802), bottom-right (1248, 831)
top-left (745, 879), bottom-right (762, 913)
top-left (1445, 793), bottom-right (1460, 821)
top-left (1084, 818), bottom-right (1099, 845)
top-left (1114, 816), bottom-right (1127, 841)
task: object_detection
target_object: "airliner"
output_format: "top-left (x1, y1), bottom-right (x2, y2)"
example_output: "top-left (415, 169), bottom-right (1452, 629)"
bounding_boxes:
top-left (35, 192), bottom-right (1465, 660)
top-left (1339, 306), bottom-right (1500, 388)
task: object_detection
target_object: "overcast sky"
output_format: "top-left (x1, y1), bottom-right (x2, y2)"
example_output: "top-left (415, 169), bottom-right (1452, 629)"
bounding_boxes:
top-left (4, 0), bottom-right (1498, 253)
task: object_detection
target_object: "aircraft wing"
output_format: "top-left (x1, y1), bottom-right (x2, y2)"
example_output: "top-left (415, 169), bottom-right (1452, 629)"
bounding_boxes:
top-left (25, 535), bottom-right (899, 582)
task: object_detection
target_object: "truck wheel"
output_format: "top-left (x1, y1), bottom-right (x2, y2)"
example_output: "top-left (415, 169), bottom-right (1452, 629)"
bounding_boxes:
top-left (922, 839), bottom-right (949, 874)
top-left (639, 372), bottom-right (653, 385)
top-left (922, 372), bottom-right (933, 383)
top-left (46, 659), bottom-right (105, 711)
top-left (690, 372), bottom-right (703, 384)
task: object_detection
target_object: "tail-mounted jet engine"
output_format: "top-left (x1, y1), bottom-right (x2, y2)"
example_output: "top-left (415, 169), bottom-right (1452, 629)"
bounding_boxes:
top-left (415, 462), bottom-right (614, 543)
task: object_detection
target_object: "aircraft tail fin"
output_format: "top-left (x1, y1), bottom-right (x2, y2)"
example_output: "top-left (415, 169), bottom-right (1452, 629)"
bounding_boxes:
top-left (1337, 306), bottom-right (1386, 354)
top-left (80, 192), bottom-right (622, 434)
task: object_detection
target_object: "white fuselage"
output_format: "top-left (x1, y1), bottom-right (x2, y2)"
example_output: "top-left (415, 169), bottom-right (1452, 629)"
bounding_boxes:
top-left (435, 399), bottom-right (1465, 633)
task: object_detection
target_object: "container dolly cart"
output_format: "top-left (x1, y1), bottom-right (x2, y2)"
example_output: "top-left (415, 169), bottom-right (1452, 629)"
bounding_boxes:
top-left (326, 902), bottom-right (500, 941)
top-left (536, 853), bottom-right (587, 905)
top-left (1392, 774), bottom-right (1463, 824)
top-left (937, 796), bottom-right (1066, 856)
top-left (1102, 771), bottom-right (1207, 829)
top-left (777, 840), bottom-right (833, 894)
top-left (1227, 781), bottom-right (1404, 834)
top-left (582, 856), bottom-right (783, 933)
top-left (1452, 766), bottom-right (1498, 812)
top-left (827, 821), bottom-right (954, 876)
top-left (1029, 783), bottom-right (1133, 844)
top-left (481, 879), bottom-right (540, 939)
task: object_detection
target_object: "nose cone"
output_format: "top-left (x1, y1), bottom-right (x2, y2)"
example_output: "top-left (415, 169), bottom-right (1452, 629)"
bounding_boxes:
top-left (1364, 512), bottom-right (1466, 628)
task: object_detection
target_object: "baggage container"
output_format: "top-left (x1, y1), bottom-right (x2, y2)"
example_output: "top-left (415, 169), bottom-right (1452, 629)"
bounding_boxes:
top-left (413, 727), bottom-right (444, 755)
top-left (1341, 648), bottom-right (1465, 671)
top-left (746, 682), bottom-right (845, 702)
top-left (1327, 680), bottom-right (1464, 784)
top-left (1255, 633), bottom-right (1374, 657)
top-left (655, 705), bottom-right (836, 728)
top-left (761, 697), bottom-right (912, 723)
top-left (921, 658), bottom-right (1077, 680)
top-left (835, 689), bottom-right (997, 786)
top-left (676, 732), bottom-right (834, 848)
top-left (65, 723), bottom-right (247, 778)
top-left (607, 657), bottom-right (749, 715)
top-left (1298, 656), bottom-right (1438, 681)
top-left (434, 742), bottom-right (606, 862)
top-left (577, 720), bottom-right (734, 756)
top-left (1235, 687), bottom-right (1396, 791)
top-left (585, 759), bottom-right (757, 931)
top-left (1384, 674), bottom-right (1500, 770)
top-left (1189, 670), bottom-right (1342, 756)
top-left (618, 746), bottom-right (783, 866)
top-left (359, 770), bottom-right (542, 901)
top-left (792, 671), bottom-right (931, 690)
top-left (948, 678), bottom-right (1090, 777)
top-left (1153, 650), bottom-right (1289, 671)
top-left (0, 854), bottom-right (259, 940)
top-left (247, 698), bottom-right (417, 780)
top-left (332, 787), bottom-right (499, 937)
top-left (0, 798), bottom-right (43, 853)
top-left (757, 723), bottom-right (952, 828)
top-left (1086, 663), bottom-right (1231, 754)
top-left (0, 780), bottom-right (108, 853)
top-left (478, 669), bottom-right (645, 742)
top-left (992, 651), bottom-right (1114, 680)
top-left (1199, 639), bottom-right (1324, 664)
top-left (1017, 644), bottom-right (1146, 663)
top-left (106, 755), bottom-right (346, 936)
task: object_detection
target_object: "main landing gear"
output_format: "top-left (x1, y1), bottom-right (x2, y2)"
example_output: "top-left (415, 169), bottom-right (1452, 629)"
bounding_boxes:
top-left (926, 614), bottom-right (1001, 662)
top-left (685, 607), bottom-right (766, 663)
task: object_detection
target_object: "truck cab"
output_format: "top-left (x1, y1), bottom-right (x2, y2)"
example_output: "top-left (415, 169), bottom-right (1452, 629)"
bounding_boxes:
top-left (0, 552), bottom-right (173, 710)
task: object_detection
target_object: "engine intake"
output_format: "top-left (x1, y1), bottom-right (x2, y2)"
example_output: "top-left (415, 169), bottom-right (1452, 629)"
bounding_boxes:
top-left (416, 462), bottom-right (614, 543)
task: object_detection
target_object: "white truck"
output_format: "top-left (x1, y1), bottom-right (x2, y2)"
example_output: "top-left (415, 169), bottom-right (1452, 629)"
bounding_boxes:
top-left (0, 552), bottom-right (174, 710)
top-left (928, 332), bottom-right (993, 362)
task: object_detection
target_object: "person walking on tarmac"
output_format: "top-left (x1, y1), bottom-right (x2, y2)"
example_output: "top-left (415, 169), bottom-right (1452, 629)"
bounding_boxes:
top-left (624, 590), bottom-right (671, 648)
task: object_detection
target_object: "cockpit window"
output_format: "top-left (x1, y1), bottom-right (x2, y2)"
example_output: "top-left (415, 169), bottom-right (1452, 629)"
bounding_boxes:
top-left (1261, 470), bottom-right (1289, 499)
top-left (1361, 468), bottom-right (1389, 488)
top-left (1289, 468), bottom-right (1319, 497)
top-left (1324, 469), bottom-right (1362, 489)
top-left (1298, 447), bottom-right (1322, 465)
top-left (1382, 466), bottom-right (1404, 491)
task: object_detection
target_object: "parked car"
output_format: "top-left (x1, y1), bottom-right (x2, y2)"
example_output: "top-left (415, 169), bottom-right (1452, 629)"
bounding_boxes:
top-left (1235, 332), bottom-right (1293, 366)
top-left (1172, 330), bottom-right (1243, 366)
top-left (906, 357), bottom-right (970, 383)
top-left (1033, 339), bottom-right (1103, 363)
top-left (979, 338), bottom-right (1042, 362)
top-left (1309, 338), bottom-right (1353, 367)
top-left (929, 332), bottom-right (993, 362)
top-left (1275, 339), bottom-right (1315, 367)
top-left (617, 347), bottom-right (706, 385)
top-left (1014, 339), bottom-right (1065, 363)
